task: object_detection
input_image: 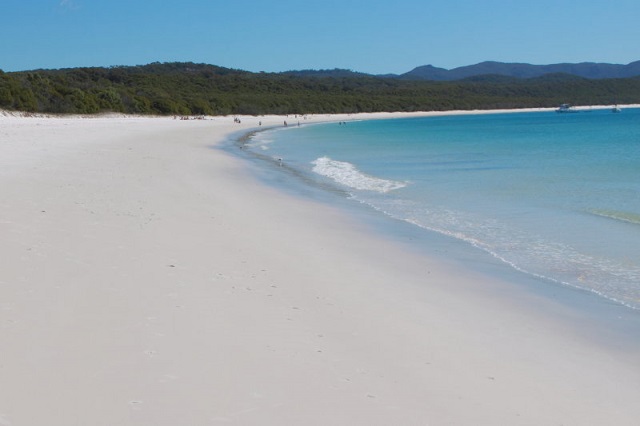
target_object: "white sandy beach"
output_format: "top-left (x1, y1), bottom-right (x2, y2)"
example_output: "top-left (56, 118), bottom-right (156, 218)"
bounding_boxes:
top-left (1, 111), bottom-right (640, 425)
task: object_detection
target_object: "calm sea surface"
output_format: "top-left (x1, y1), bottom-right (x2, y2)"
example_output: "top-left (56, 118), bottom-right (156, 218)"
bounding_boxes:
top-left (245, 109), bottom-right (640, 310)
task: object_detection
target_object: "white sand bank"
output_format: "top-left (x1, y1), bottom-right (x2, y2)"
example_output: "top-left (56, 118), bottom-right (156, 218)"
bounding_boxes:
top-left (1, 112), bottom-right (639, 425)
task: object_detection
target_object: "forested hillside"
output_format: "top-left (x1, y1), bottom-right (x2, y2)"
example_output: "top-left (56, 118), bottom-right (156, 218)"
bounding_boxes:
top-left (1, 62), bottom-right (639, 116)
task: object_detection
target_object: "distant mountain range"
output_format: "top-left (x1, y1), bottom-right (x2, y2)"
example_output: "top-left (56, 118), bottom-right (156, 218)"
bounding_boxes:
top-left (398, 61), bottom-right (640, 81)
top-left (11, 60), bottom-right (640, 81)
top-left (281, 61), bottom-right (640, 81)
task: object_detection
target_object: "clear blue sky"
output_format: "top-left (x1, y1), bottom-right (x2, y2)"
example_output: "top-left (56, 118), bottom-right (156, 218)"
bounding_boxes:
top-left (2, 0), bottom-right (639, 74)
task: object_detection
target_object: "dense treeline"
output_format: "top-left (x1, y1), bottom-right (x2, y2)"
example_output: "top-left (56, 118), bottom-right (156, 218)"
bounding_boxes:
top-left (1, 62), bottom-right (639, 116)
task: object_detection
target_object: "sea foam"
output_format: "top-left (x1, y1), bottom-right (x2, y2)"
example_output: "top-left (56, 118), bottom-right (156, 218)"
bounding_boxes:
top-left (311, 156), bottom-right (407, 193)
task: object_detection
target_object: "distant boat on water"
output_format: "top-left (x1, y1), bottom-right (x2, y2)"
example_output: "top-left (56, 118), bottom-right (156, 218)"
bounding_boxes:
top-left (556, 104), bottom-right (578, 113)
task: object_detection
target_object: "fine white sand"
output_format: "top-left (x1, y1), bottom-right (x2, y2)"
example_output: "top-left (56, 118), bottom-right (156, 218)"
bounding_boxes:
top-left (1, 111), bottom-right (640, 425)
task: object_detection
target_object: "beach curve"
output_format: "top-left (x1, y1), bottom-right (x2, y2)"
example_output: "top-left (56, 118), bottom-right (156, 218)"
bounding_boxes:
top-left (1, 111), bottom-right (640, 425)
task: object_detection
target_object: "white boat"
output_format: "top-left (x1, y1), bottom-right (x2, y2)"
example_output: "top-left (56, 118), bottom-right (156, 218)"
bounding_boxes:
top-left (556, 103), bottom-right (578, 113)
top-left (612, 105), bottom-right (622, 113)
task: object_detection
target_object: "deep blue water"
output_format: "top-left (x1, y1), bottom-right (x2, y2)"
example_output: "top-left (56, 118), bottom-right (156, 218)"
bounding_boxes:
top-left (245, 109), bottom-right (640, 310)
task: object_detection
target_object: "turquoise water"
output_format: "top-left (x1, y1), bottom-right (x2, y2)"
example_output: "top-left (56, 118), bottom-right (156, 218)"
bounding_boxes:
top-left (245, 109), bottom-right (640, 310)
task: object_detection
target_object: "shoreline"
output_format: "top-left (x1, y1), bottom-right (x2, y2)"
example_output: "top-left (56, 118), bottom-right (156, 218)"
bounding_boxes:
top-left (3, 102), bottom-right (640, 120)
top-left (2, 112), bottom-right (640, 424)
top-left (231, 106), bottom-right (640, 313)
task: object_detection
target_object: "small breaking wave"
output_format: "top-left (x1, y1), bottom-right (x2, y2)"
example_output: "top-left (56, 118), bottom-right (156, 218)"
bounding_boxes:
top-left (245, 131), bottom-right (277, 151)
top-left (311, 157), bottom-right (407, 193)
top-left (589, 209), bottom-right (640, 226)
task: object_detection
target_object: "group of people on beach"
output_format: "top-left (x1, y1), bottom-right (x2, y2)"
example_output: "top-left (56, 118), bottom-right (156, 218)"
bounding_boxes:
top-left (173, 115), bottom-right (206, 120)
